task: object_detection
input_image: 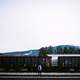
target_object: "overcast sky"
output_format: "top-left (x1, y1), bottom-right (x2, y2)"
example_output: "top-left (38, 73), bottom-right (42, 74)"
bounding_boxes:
top-left (0, 0), bottom-right (80, 52)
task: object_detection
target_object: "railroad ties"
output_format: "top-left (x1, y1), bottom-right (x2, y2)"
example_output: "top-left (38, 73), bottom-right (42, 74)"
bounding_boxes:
top-left (0, 72), bottom-right (80, 80)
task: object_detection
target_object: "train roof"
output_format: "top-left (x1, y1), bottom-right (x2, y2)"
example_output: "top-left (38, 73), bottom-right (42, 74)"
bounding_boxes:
top-left (0, 55), bottom-right (51, 58)
top-left (47, 54), bottom-right (80, 57)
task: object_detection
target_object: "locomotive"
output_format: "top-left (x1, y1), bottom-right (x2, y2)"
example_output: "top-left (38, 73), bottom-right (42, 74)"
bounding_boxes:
top-left (0, 54), bottom-right (80, 72)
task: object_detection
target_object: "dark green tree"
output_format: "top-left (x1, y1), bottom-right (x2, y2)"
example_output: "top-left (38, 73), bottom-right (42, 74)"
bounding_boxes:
top-left (56, 47), bottom-right (63, 54)
top-left (48, 46), bottom-right (53, 54)
top-left (39, 47), bottom-right (48, 56)
top-left (63, 47), bottom-right (68, 54)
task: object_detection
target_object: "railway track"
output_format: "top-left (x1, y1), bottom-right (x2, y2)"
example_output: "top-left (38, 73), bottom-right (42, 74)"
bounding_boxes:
top-left (0, 72), bottom-right (80, 80)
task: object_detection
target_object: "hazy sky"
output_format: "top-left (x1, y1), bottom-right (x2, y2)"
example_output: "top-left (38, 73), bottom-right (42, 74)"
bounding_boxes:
top-left (0, 0), bottom-right (80, 52)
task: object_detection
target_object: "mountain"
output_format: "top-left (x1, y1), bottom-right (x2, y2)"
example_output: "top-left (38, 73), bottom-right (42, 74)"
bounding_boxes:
top-left (52, 45), bottom-right (80, 54)
top-left (55, 45), bottom-right (80, 49)
top-left (0, 45), bottom-right (80, 56)
top-left (0, 49), bottom-right (39, 56)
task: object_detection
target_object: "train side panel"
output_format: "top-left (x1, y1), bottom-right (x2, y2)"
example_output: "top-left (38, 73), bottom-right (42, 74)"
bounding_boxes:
top-left (0, 56), bottom-right (51, 72)
top-left (58, 56), bottom-right (80, 72)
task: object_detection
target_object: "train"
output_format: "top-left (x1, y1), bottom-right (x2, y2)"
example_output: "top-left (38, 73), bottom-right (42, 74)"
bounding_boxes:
top-left (0, 54), bottom-right (80, 72)
top-left (0, 55), bottom-right (51, 72)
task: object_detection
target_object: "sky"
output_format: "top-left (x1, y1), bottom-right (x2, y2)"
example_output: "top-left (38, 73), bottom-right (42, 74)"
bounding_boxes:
top-left (0, 0), bottom-right (80, 52)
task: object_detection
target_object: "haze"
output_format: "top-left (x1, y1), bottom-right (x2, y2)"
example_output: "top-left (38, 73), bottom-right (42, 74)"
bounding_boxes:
top-left (0, 0), bottom-right (80, 52)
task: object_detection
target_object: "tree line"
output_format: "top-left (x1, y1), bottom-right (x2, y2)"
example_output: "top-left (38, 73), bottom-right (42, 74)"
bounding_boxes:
top-left (39, 45), bottom-right (80, 56)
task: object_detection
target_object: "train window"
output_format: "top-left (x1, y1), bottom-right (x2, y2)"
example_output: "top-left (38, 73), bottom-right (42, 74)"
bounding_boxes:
top-left (68, 57), bottom-right (72, 64)
top-left (18, 58), bottom-right (20, 62)
top-left (23, 63), bottom-right (26, 67)
top-left (25, 58), bottom-right (28, 62)
top-left (5, 57), bottom-right (9, 64)
top-left (25, 58), bottom-right (31, 63)
top-left (62, 62), bottom-right (64, 67)
top-left (29, 58), bottom-right (32, 62)
top-left (65, 60), bottom-right (68, 65)
top-left (32, 57), bottom-right (35, 64)
top-left (68, 61), bottom-right (72, 65)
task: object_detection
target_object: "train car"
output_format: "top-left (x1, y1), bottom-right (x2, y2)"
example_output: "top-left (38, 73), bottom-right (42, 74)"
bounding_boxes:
top-left (58, 56), bottom-right (80, 72)
top-left (0, 55), bottom-right (51, 72)
top-left (48, 54), bottom-right (80, 72)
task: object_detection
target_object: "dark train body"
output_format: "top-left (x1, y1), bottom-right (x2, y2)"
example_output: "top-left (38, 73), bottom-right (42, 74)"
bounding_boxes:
top-left (0, 56), bottom-right (51, 72)
top-left (0, 54), bottom-right (80, 72)
top-left (48, 54), bottom-right (80, 72)
top-left (58, 56), bottom-right (80, 72)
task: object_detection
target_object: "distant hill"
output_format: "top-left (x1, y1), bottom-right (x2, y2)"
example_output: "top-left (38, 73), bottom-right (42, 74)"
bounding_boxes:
top-left (0, 49), bottom-right (39, 56)
top-left (0, 45), bottom-right (80, 56)
top-left (51, 45), bottom-right (80, 54)
top-left (55, 45), bottom-right (80, 49)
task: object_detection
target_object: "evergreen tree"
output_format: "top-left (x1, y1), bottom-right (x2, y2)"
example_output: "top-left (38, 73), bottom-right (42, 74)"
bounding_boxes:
top-left (48, 46), bottom-right (53, 54)
top-left (39, 47), bottom-right (48, 56)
